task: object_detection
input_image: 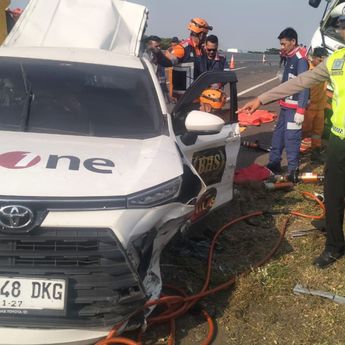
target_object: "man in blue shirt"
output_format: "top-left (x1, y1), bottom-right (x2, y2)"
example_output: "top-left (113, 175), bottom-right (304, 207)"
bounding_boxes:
top-left (266, 27), bottom-right (309, 182)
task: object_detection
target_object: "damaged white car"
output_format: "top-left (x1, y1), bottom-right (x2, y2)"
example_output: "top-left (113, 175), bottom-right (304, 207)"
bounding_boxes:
top-left (0, 0), bottom-right (240, 344)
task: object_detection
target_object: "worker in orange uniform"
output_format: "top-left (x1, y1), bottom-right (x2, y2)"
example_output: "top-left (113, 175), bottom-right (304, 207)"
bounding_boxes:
top-left (171, 17), bottom-right (213, 79)
top-left (199, 88), bottom-right (228, 122)
top-left (300, 47), bottom-right (328, 162)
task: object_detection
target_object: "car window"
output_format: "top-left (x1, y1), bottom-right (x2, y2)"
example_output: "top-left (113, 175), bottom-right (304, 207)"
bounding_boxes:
top-left (322, 0), bottom-right (345, 44)
top-left (0, 58), bottom-right (163, 138)
top-left (172, 84), bottom-right (232, 135)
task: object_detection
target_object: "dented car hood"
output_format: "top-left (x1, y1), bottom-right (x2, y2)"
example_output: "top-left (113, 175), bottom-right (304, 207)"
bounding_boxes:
top-left (0, 131), bottom-right (183, 197)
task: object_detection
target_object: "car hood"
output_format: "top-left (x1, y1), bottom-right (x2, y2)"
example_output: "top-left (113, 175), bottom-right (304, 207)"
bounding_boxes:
top-left (0, 132), bottom-right (183, 197)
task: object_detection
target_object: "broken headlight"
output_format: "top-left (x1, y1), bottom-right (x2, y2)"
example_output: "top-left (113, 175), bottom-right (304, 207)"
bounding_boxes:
top-left (127, 176), bottom-right (182, 208)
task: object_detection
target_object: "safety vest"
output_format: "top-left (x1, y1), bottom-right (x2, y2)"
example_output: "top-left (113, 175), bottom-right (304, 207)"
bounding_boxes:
top-left (326, 48), bottom-right (345, 139)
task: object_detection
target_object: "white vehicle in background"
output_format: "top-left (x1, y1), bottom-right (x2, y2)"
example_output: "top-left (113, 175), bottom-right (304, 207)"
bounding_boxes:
top-left (308, 0), bottom-right (345, 53)
top-left (0, 0), bottom-right (241, 344)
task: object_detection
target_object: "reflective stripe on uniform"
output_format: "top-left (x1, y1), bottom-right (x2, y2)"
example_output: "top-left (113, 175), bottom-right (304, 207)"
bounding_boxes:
top-left (326, 48), bottom-right (345, 139)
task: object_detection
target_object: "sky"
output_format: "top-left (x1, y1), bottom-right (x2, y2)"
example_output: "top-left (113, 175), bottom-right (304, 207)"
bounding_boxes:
top-left (10, 0), bottom-right (326, 51)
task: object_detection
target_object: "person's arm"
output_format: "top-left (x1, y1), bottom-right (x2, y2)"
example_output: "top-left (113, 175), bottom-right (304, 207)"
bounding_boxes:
top-left (155, 50), bottom-right (174, 67)
top-left (164, 50), bottom-right (178, 66)
top-left (238, 59), bottom-right (330, 113)
top-left (292, 58), bottom-right (310, 125)
top-left (171, 44), bottom-right (185, 63)
top-left (295, 58), bottom-right (309, 114)
top-left (259, 59), bottom-right (329, 105)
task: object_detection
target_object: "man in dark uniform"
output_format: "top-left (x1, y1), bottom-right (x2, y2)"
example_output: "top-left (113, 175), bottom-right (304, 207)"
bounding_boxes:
top-left (197, 35), bottom-right (227, 75)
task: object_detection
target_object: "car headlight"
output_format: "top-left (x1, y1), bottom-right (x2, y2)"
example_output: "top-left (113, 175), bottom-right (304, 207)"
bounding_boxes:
top-left (127, 176), bottom-right (182, 208)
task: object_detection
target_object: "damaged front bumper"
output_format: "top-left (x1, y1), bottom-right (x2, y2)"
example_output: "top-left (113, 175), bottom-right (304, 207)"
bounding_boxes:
top-left (0, 201), bottom-right (194, 345)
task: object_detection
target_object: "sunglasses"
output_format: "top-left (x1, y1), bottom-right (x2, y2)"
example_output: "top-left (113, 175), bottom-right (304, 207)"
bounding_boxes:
top-left (206, 48), bottom-right (217, 52)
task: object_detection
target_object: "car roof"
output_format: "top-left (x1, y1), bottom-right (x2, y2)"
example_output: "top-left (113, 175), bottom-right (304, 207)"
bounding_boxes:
top-left (0, 46), bottom-right (144, 69)
top-left (3, 0), bottom-right (148, 57)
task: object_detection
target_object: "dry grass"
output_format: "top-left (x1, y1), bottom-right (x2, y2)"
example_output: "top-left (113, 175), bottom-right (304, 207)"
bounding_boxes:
top-left (159, 180), bottom-right (345, 345)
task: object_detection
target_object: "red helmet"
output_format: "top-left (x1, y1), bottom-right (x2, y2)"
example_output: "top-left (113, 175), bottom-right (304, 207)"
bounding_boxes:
top-left (188, 18), bottom-right (213, 34)
top-left (200, 89), bottom-right (226, 110)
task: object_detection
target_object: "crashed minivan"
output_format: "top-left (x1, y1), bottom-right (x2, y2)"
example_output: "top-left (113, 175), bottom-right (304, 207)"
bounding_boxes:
top-left (0, 0), bottom-right (240, 344)
top-left (308, 0), bottom-right (345, 53)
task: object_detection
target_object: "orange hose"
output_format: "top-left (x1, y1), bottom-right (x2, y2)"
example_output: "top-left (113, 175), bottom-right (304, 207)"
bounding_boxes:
top-left (290, 191), bottom-right (325, 220)
top-left (96, 193), bottom-right (325, 345)
top-left (200, 310), bottom-right (215, 345)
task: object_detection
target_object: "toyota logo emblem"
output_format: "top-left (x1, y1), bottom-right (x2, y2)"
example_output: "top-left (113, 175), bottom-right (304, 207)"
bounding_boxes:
top-left (0, 205), bottom-right (34, 230)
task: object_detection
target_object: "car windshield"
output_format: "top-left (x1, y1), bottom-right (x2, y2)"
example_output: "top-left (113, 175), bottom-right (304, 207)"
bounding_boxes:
top-left (322, 0), bottom-right (345, 44)
top-left (0, 57), bottom-right (163, 138)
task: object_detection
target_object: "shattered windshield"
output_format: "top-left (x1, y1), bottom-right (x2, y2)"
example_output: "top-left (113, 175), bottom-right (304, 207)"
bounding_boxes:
top-left (0, 57), bottom-right (163, 138)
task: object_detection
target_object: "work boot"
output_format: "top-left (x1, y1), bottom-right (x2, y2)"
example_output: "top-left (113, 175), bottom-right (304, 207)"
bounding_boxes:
top-left (313, 249), bottom-right (344, 269)
top-left (310, 147), bottom-right (323, 163)
top-left (287, 169), bottom-right (299, 183)
top-left (266, 162), bottom-right (282, 174)
top-left (311, 219), bottom-right (326, 233)
top-left (300, 137), bottom-right (311, 153)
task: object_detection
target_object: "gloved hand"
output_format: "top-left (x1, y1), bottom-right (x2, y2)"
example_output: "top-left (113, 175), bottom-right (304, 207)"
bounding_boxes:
top-left (294, 112), bottom-right (304, 126)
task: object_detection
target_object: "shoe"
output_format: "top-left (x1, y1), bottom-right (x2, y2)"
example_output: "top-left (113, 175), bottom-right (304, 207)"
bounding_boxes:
top-left (311, 219), bottom-right (326, 233)
top-left (287, 169), bottom-right (299, 183)
top-left (313, 250), bottom-right (344, 269)
top-left (266, 162), bottom-right (282, 174)
top-left (310, 148), bottom-right (324, 163)
top-left (300, 138), bottom-right (312, 153)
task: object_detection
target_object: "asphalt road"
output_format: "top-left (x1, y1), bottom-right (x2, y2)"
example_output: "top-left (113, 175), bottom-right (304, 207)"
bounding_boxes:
top-left (231, 61), bottom-right (286, 170)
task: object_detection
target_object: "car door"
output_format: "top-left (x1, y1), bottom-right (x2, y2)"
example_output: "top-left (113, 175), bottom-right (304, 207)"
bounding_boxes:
top-left (172, 71), bottom-right (241, 216)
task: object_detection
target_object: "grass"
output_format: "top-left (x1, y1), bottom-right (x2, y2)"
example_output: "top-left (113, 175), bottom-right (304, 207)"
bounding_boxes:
top-left (159, 180), bottom-right (345, 345)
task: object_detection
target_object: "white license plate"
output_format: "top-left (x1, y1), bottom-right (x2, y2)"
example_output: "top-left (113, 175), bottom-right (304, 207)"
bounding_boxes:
top-left (0, 277), bottom-right (66, 311)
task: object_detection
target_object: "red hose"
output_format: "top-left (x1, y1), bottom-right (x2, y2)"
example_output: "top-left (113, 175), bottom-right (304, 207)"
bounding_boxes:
top-left (96, 191), bottom-right (324, 345)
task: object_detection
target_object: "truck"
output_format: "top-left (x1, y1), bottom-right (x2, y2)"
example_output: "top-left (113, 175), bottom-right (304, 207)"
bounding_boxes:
top-left (0, 0), bottom-right (241, 344)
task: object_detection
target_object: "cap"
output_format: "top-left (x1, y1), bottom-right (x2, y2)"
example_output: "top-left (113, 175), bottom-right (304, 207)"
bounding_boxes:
top-left (336, 15), bottom-right (345, 29)
top-left (171, 37), bottom-right (179, 43)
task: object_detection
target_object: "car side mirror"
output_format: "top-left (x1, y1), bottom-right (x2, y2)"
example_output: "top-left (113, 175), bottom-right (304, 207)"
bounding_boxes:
top-left (185, 110), bottom-right (225, 134)
top-left (181, 110), bottom-right (225, 146)
top-left (308, 0), bottom-right (322, 8)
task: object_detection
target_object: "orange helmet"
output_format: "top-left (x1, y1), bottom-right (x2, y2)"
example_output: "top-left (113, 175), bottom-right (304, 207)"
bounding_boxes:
top-left (200, 89), bottom-right (226, 110)
top-left (188, 17), bottom-right (213, 34)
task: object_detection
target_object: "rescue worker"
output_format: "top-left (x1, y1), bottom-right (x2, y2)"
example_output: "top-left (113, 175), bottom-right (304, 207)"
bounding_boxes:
top-left (199, 88), bottom-right (230, 123)
top-left (199, 88), bottom-right (227, 113)
top-left (237, 16), bottom-right (345, 269)
top-left (198, 35), bottom-right (227, 74)
top-left (168, 36), bottom-right (179, 52)
top-left (171, 17), bottom-right (213, 78)
top-left (300, 47), bottom-right (328, 161)
top-left (263, 28), bottom-right (309, 181)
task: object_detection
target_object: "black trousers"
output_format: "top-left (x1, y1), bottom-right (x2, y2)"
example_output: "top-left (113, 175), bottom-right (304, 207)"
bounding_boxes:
top-left (324, 133), bottom-right (345, 252)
